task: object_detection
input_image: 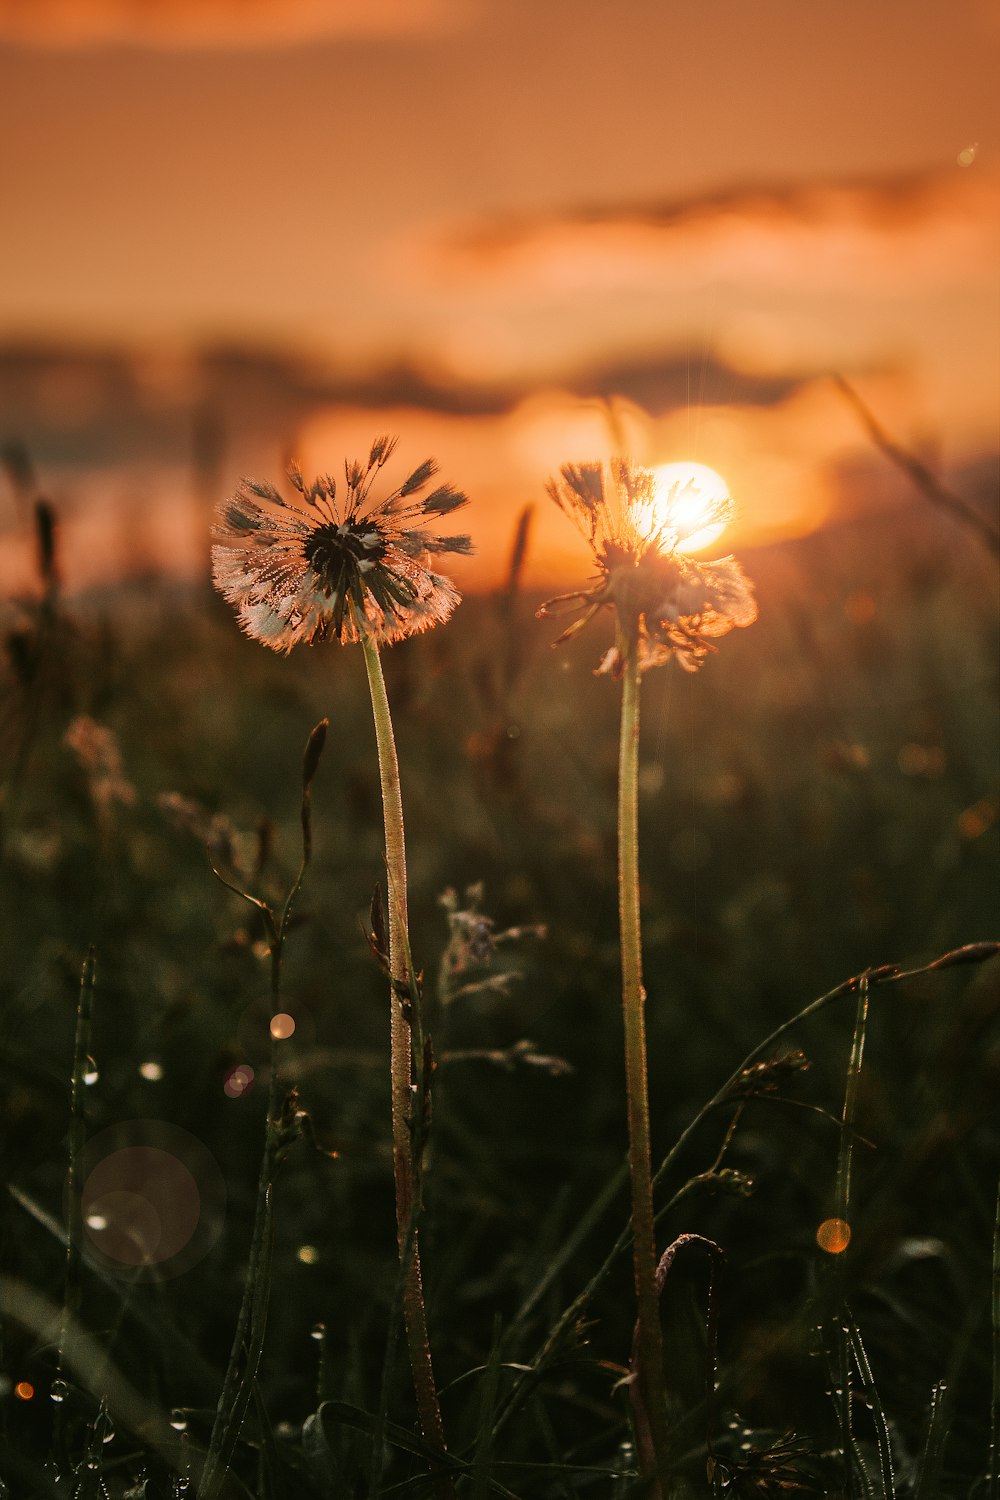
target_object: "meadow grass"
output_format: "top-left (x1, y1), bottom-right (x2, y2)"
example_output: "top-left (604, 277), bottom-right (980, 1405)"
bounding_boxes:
top-left (0, 494), bottom-right (997, 1496)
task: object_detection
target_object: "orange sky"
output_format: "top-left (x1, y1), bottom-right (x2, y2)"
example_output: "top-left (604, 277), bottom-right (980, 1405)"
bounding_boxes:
top-left (0, 0), bottom-right (997, 592)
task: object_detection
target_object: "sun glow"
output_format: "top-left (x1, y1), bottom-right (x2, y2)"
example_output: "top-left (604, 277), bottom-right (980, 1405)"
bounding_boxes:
top-left (634, 462), bottom-right (733, 554)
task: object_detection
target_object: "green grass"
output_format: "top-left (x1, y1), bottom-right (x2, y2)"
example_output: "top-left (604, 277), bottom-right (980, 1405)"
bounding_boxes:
top-left (0, 497), bottom-right (997, 1496)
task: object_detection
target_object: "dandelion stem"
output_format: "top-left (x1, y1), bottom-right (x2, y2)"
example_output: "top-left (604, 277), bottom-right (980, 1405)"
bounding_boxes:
top-left (360, 634), bottom-right (450, 1482)
top-left (618, 628), bottom-right (672, 1494)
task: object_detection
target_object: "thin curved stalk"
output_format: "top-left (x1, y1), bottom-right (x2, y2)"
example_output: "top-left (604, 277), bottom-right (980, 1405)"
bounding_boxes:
top-left (360, 635), bottom-right (450, 1483)
top-left (493, 946), bottom-right (999, 1446)
top-left (618, 632), bottom-right (672, 1493)
top-left (201, 720), bottom-right (326, 1500)
top-left (990, 1178), bottom-right (999, 1500)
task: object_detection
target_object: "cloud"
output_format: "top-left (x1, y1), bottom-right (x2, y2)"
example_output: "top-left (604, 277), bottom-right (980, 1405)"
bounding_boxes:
top-left (0, 0), bottom-right (470, 49)
top-left (293, 374), bottom-right (917, 591)
top-left (425, 170), bottom-right (1000, 296)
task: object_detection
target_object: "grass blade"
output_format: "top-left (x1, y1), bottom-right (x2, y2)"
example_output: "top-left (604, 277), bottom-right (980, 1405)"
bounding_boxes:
top-left (990, 1178), bottom-right (1000, 1500)
top-left (846, 1311), bottom-right (895, 1500)
top-left (914, 1380), bottom-right (950, 1500)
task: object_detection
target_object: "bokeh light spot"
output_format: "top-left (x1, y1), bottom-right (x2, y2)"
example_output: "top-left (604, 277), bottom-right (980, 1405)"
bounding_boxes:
top-left (15, 1381), bottom-right (34, 1401)
top-left (957, 799), bottom-right (996, 840)
top-left (73, 1122), bottom-right (225, 1278)
top-left (139, 1061), bottom-right (164, 1081)
top-left (224, 1065), bottom-right (255, 1098)
top-left (816, 1217), bottom-right (851, 1254)
top-left (269, 1012), bottom-right (296, 1040)
top-left (296, 1243), bottom-right (319, 1265)
top-left (898, 743), bottom-right (946, 777)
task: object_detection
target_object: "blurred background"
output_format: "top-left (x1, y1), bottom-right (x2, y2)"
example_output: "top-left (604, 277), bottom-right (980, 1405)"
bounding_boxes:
top-left (1, 5), bottom-right (999, 1490)
top-left (0, 0), bottom-right (997, 592)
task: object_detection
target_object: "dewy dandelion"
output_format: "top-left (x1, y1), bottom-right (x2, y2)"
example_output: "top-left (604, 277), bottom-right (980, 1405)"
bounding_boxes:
top-left (212, 436), bottom-right (471, 652)
top-left (541, 457), bottom-right (757, 1497)
top-left (213, 436), bottom-right (470, 1491)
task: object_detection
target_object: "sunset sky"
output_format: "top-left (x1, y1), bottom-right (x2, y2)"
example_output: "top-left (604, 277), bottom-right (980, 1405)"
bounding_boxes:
top-left (0, 0), bottom-right (997, 590)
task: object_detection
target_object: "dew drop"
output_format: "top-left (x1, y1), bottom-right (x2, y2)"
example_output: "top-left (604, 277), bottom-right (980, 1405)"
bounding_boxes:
top-left (310, 1322), bottom-right (326, 1341)
top-left (816, 1217), bottom-right (851, 1254)
top-left (50, 1379), bottom-right (69, 1403)
top-left (169, 1409), bottom-right (188, 1432)
top-left (82, 1058), bottom-right (99, 1086)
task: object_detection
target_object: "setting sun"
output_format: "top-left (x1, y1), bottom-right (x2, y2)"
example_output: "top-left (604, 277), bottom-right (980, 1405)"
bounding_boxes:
top-left (632, 461), bottom-right (733, 553)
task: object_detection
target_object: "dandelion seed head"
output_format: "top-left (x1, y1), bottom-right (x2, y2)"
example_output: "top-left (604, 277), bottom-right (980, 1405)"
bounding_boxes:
top-left (540, 458), bottom-right (757, 674)
top-left (212, 444), bottom-right (472, 653)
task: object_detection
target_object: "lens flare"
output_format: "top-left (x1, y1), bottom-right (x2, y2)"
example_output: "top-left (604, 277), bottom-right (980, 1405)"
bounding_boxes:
top-left (633, 462), bottom-right (732, 553)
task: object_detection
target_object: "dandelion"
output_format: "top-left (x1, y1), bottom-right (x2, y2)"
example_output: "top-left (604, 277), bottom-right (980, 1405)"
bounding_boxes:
top-left (539, 459), bottom-right (756, 675)
top-left (541, 457), bottom-right (757, 1497)
top-left (211, 436), bottom-right (471, 653)
top-left (213, 438), bottom-right (469, 1489)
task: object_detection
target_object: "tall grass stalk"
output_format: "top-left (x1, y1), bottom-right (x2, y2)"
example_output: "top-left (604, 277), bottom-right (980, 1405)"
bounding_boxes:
top-left (360, 633), bottom-right (450, 1482)
top-left (200, 720), bottom-right (327, 1500)
top-left (53, 946), bottom-right (96, 1463)
top-left (990, 1178), bottom-right (999, 1500)
top-left (826, 974), bottom-right (871, 1500)
top-left (617, 627), bottom-right (672, 1492)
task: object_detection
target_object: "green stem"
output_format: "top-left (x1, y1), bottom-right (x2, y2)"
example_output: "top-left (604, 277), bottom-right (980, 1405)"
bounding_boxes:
top-left (360, 635), bottom-right (450, 1479)
top-left (618, 631), bottom-right (672, 1494)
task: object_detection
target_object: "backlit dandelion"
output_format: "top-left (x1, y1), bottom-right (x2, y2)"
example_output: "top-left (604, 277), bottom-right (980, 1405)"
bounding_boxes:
top-left (213, 435), bottom-right (468, 1485)
top-left (540, 455), bottom-right (757, 1494)
top-left (540, 459), bottom-right (757, 675)
top-left (212, 435), bottom-right (472, 653)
